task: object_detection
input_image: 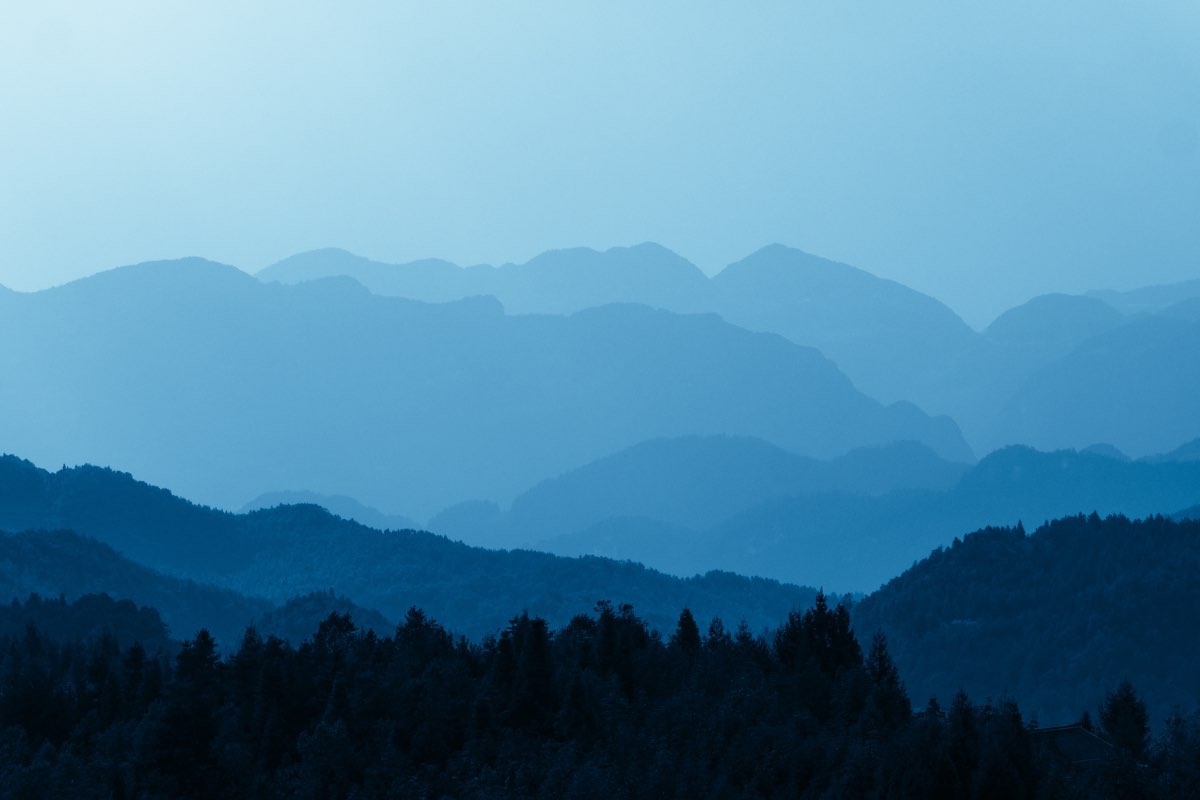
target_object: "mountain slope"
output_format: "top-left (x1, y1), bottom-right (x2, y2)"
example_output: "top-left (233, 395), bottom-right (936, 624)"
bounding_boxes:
top-left (853, 513), bottom-right (1200, 727)
top-left (985, 293), bottom-right (1124, 353)
top-left (0, 528), bottom-right (270, 644)
top-left (989, 307), bottom-right (1200, 456)
top-left (1087, 277), bottom-right (1200, 314)
top-left (710, 245), bottom-right (978, 406)
top-left (0, 258), bottom-right (969, 517)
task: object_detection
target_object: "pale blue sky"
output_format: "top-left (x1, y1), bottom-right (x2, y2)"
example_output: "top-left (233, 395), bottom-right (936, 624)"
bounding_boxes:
top-left (1, 1), bottom-right (1197, 325)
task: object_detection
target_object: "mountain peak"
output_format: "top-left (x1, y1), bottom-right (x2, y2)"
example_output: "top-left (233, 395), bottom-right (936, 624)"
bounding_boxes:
top-left (48, 257), bottom-right (257, 299)
top-left (716, 244), bottom-right (870, 283)
top-left (259, 248), bottom-right (387, 283)
top-left (985, 293), bottom-right (1124, 346)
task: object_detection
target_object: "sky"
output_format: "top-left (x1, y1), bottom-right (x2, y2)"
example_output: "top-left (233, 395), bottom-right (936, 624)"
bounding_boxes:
top-left (1, 1), bottom-right (1198, 326)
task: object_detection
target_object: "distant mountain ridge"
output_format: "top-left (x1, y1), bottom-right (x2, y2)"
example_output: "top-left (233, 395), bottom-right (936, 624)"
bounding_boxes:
top-left (259, 244), bottom-right (1200, 457)
top-left (989, 305), bottom-right (1200, 455)
top-left (1087, 277), bottom-right (1200, 314)
top-left (429, 437), bottom-right (969, 549)
top-left (0, 256), bottom-right (969, 518)
top-left (260, 243), bottom-right (976, 408)
top-left (260, 243), bottom-right (715, 314)
top-left (494, 442), bottom-right (1200, 591)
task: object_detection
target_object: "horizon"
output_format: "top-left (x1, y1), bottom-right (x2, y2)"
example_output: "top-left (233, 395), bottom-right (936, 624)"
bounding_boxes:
top-left (5, 240), bottom-right (1196, 331)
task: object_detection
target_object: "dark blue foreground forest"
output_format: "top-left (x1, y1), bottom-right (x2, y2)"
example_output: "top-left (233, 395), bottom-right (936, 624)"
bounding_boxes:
top-left (0, 588), bottom-right (1197, 798)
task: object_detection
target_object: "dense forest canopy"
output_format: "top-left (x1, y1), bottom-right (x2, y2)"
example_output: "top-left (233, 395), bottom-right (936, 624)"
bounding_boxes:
top-left (854, 513), bottom-right (1200, 727)
top-left (1, 592), bottom-right (1195, 798)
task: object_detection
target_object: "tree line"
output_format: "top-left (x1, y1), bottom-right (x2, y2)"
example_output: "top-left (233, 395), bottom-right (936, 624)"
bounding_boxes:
top-left (0, 592), bottom-right (1195, 798)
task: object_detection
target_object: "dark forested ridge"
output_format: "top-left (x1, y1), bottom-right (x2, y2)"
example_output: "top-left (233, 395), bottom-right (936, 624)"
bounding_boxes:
top-left (0, 590), bottom-right (1195, 798)
top-left (0, 455), bottom-right (819, 639)
top-left (0, 529), bottom-right (270, 645)
top-left (853, 513), bottom-right (1200, 729)
top-left (0, 528), bottom-right (407, 647)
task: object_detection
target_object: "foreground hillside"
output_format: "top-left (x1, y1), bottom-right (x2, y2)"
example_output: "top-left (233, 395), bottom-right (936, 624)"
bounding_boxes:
top-left (853, 513), bottom-right (1200, 727)
top-left (4, 590), bottom-right (1196, 798)
top-left (0, 455), bottom-right (818, 639)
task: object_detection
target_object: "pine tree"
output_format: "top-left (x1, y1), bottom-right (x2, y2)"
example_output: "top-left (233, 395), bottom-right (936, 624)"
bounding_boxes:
top-left (670, 608), bottom-right (701, 657)
top-left (1100, 679), bottom-right (1150, 758)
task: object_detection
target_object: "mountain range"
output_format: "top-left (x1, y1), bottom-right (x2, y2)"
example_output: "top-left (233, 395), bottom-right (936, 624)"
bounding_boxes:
top-left (0, 256), bottom-right (969, 518)
top-left (258, 243), bottom-right (1200, 457)
top-left (260, 243), bottom-right (977, 412)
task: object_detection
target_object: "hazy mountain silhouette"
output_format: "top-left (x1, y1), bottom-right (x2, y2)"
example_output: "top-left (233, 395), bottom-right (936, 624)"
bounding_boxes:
top-left (262, 243), bottom-right (978, 406)
top-left (429, 437), bottom-right (968, 548)
top-left (1173, 504), bottom-right (1200, 521)
top-left (1079, 442), bottom-right (1130, 460)
top-left (852, 513), bottom-right (1200, 726)
top-left (1145, 436), bottom-right (1200, 463)
top-left (1087, 277), bottom-right (1200, 314)
top-left (985, 292), bottom-right (1125, 352)
top-left (261, 248), bottom-right (490, 304)
top-left (709, 245), bottom-right (978, 405)
top-left (0, 454), bottom-right (821, 639)
top-left (521, 444), bottom-right (1200, 591)
top-left (241, 491), bottom-right (416, 532)
top-left (0, 257), bottom-right (969, 517)
top-left (260, 243), bottom-right (715, 315)
top-left (905, 292), bottom-right (1127, 445)
top-left (988, 301), bottom-right (1200, 456)
top-left (261, 243), bottom-right (1200, 457)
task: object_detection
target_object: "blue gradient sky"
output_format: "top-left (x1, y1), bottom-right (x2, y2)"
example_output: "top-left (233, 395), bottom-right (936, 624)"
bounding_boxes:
top-left (2, 1), bottom-right (1197, 325)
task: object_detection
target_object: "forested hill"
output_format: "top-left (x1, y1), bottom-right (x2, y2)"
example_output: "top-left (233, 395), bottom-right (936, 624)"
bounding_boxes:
top-left (0, 529), bottom-right (270, 644)
top-left (853, 513), bottom-right (1200, 727)
top-left (0, 455), bottom-right (819, 639)
top-left (0, 529), bottom-right (394, 645)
